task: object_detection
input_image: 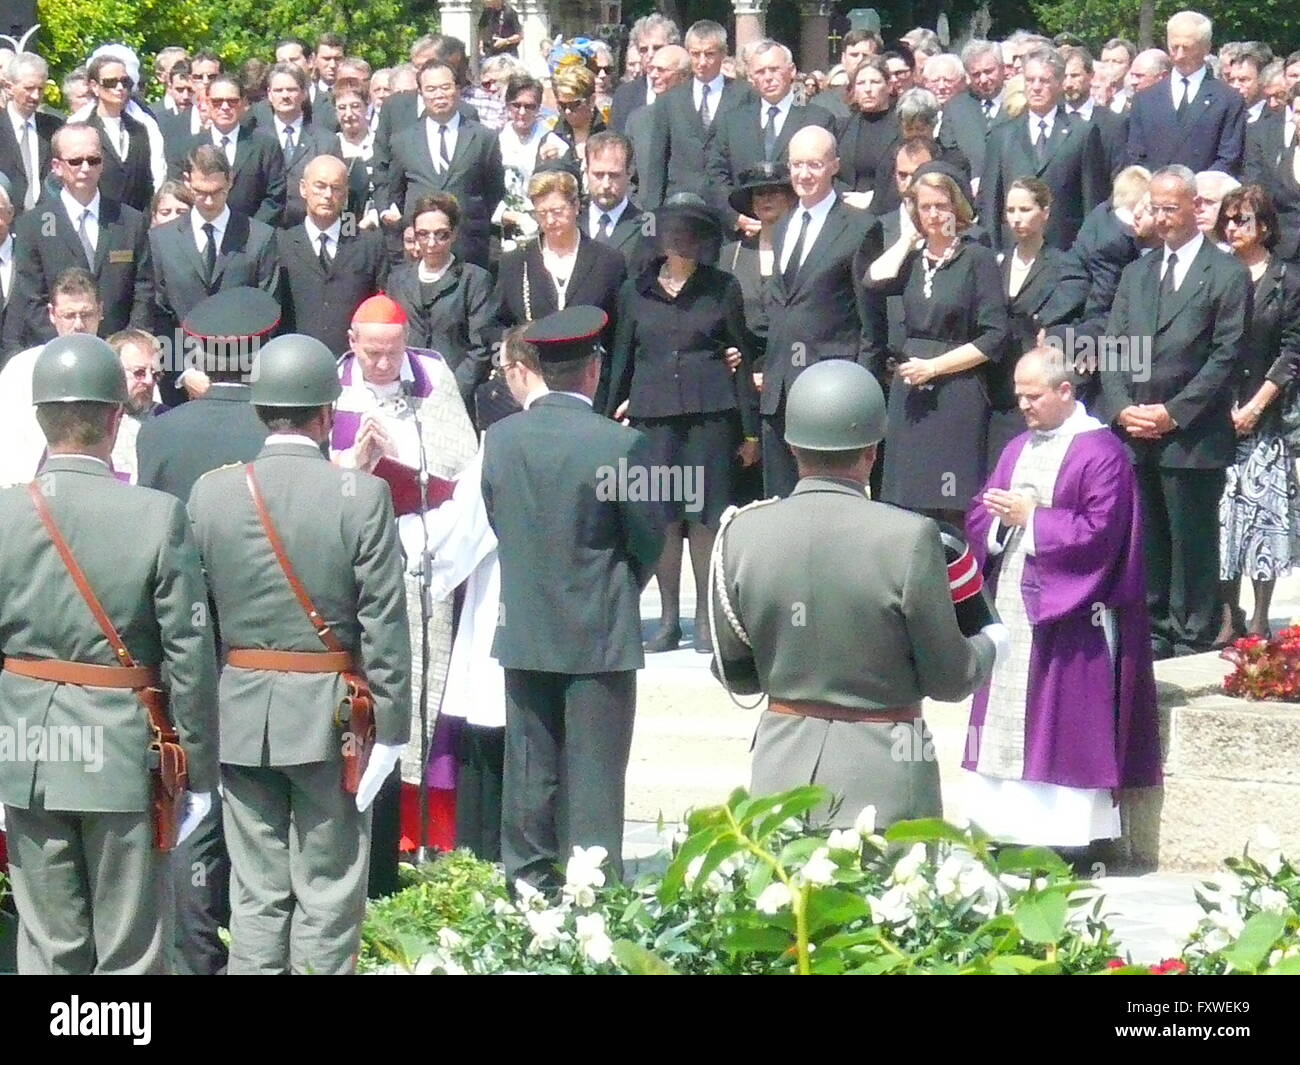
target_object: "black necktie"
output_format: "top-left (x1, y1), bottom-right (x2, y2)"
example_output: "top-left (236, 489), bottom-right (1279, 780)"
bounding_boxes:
top-left (1034, 118), bottom-right (1049, 166)
top-left (783, 210), bottom-right (812, 290)
top-left (438, 124), bottom-right (450, 167)
top-left (763, 105), bottom-right (779, 162)
top-left (1160, 251), bottom-right (1178, 300)
top-left (982, 98), bottom-right (994, 125)
top-left (318, 232), bottom-right (331, 272)
top-left (283, 126), bottom-right (295, 158)
top-left (1176, 76), bottom-right (1191, 118)
top-left (699, 83), bottom-right (711, 126)
top-left (598, 212), bottom-right (612, 240)
top-left (202, 222), bottom-right (217, 282)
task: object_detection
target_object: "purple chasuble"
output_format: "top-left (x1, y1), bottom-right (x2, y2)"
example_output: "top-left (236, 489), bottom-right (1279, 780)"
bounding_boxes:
top-left (331, 347), bottom-right (444, 451)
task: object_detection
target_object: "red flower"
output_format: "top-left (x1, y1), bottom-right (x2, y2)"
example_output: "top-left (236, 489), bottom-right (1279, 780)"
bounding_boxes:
top-left (1149, 958), bottom-right (1188, 975)
top-left (1105, 957), bottom-right (1126, 970)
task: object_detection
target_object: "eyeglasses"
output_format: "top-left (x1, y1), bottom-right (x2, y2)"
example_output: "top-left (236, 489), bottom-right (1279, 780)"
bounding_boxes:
top-left (415, 228), bottom-right (454, 242)
top-left (125, 366), bottom-right (156, 380)
top-left (557, 98), bottom-right (590, 111)
top-left (60, 155), bottom-right (103, 168)
top-left (208, 96), bottom-right (241, 108)
top-left (533, 205), bottom-right (575, 219)
top-left (97, 76), bottom-right (135, 91)
top-left (1223, 214), bottom-right (1256, 227)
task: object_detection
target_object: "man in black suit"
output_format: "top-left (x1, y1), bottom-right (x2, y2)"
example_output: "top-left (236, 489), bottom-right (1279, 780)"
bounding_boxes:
top-left (628, 45), bottom-right (691, 209)
top-left (167, 73), bottom-right (286, 227)
top-left (705, 39), bottom-right (834, 238)
top-left (151, 145), bottom-right (280, 402)
top-left (278, 156), bottom-right (386, 354)
top-left (1099, 165), bottom-right (1249, 658)
top-left (609, 13), bottom-right (680, 133)
top-left (155, 63), bottom-right (206, 154)
top-left (1243, 81), bottom-right (1300, 258)
top-left (254, 62), bottom-right (343, 228)
top-left (583, 132), bottom-right (651, 274)
top-left (979, 48), bottom-right (1108, 251)
top-left (4, 123), bottom-right (153, 353)
top-left (84, 54), bottom-right (153, 214)
top-left (1071, 166), bottom-right (1157, 332)
top-left (941, 39), bottom-right (1009, 185)
top-left (481, 308), bottom-right (666, 890)
top-left (376, 60), bottom-right (504, 270)
top-left (1060, 45), bottom-right (1130, 176)
top-left (759, 126), bottom-right (879, 497)
top-left (1125, 12), bottom-right (1247, 176)
top-left (810, 30), bottom-right (881, 122)
top-left (308, 32), bottom-right (347, 131)
top-left (0, 53), bottom-right (62, 215)
top-left (650, 19), bottom-right (756, 208)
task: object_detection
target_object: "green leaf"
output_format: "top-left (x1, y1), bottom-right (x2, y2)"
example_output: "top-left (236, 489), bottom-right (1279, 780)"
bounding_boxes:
top-left (805, 887), bottom-right (871, 934)
top-left (659, 824), bottom-right (729, 904)
top-left (996, 846), bottom-right (1072, 878)
top-left (725, 925), bottom-right (795, 955)
top-left (753, 786), bottom-right (831, 839)
top-left (1014, 893), bottom-right (1069, 944)
top-left (746, 860), bottom-right (775, 901)
top-left (1221, 911), bottom-right (1287, 973)
top-left (883, 818), bottom-right (970, 846)
top-left (611, 940), bottom-right (679, 975)
top-left (777, 835), bottom-right (825, 868)
top-left (1265, 955), bottom-right (1300, 975)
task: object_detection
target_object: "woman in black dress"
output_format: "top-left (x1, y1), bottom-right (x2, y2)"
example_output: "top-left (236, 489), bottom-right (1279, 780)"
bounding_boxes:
top-left (1214, 185), bottom-right (1300, 642)
top-left (607, 198), bottom-right (760, 653)
top-left (388, 192), bottom-right (498, 408)
top-left (866, 166), bottom-right (1009, 526)
top-left (987, 177), bottom-right (1089, 466)
top-left (837, 57), bottom-right (896, 210)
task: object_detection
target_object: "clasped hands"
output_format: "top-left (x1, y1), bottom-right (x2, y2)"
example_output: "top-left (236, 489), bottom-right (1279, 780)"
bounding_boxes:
top-left (1117, 404), bottom-right (1176, 440)
top-left (982, 487), bottom-right (1035, 528)
top-left (354, 414), bottom-right (399, 471)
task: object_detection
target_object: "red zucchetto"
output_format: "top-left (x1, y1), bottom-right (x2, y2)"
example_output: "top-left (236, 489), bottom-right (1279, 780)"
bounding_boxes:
top-left (351, 294), bottom-right (409, 326)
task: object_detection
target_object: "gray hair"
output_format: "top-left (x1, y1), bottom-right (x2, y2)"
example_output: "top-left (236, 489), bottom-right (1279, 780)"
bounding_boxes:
top-left (902, 28), bottom-right (941, 58)
top-left (1228, 41), bottom-right (1273, 73)
top-left (1103, 38), bottom-right (1137, 63)
top-left (1262, 59), bottom-right (1285, 85)
top-left (8, 51), bottom-right (48, 83)
top-left (748, 38), bottom-right (793, 67)
top-left (897, 86), bottom-right (940, 126)
top-left (1022, 47), bottom-right (1065, 82)
top-left (924, 53), bottom-right (964, 79)
top-left (1152, 164), bottom-right (1196, 195)
top-left (1168, 10), bottom-right (1213, 48)
top-left (1134, 49), bottom-right (1172, 77)
top-left (631, 13), bottom-right (681, 46)
top-left (961, 39), bottom-right (1001, 70)
top-left (685, 20), bottom-right (728, 50)
top-left (409, 34), bottom-right (440, 62)
top-left (1196, 169), bottom-right (1240, 199)
top-left (480, 54), bottom-right (520, 80)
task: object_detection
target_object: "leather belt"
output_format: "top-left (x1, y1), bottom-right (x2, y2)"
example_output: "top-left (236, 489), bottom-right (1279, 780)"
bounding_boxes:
top-left (226, 649), bottom-right (355, 673)
top-left (4, 657), bottom-right (160, 689)
top-left (768, 699), bottom-right (922, 723)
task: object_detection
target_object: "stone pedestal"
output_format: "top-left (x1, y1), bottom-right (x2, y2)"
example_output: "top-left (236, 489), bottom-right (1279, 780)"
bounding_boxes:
top-left (732, 0), bottom-right (769, 55)
top-left (516, 0), bottom-right (554, 78)
top-left (440, 0), bottom-right (478, 64)
top-left (799, 1), bottom-right (833, 73)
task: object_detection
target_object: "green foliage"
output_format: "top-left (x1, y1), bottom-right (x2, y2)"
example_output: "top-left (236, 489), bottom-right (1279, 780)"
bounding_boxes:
top-left (1029, 0), bottom-right (1300, 54)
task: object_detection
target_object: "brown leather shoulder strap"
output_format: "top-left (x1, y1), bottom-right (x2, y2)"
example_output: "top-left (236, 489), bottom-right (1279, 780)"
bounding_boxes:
top-left (27, 481), bottom-right (137, 669)
top-left (244, 464), bottom-right (345, 654)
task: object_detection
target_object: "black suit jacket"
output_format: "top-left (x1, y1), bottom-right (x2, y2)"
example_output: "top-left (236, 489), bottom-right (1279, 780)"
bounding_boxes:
top-left (135, 382), bottom-right (269, 503)
top-left (1101, 239), bottom-right (1251, 468)
top-left (1076, 102), bottom-right (1130, 177)
top-left (979, 108), bottom-right (1107, 251)
top-left (941, 91), bottom-right (1011, 179)
top-left (580, 201), bottom-right (652, 276)
top-left (277, 125), bottom-right (344, 229)
top-left (654, 78), bottom-right (757, 208)
top-left (1071, 199), bottom-right (1142, 329)
top-left (609, 77), bottom-right (652, 135)
top-left (705, 101), bottom-right (835, 229)
top-left (87, 108), bottom-right (153, 213)
top-left (377, 117), bottom-right (504, 269)
top-left (5, 195), bottom-right (153, 351)
top-left (760, 197), bottom-right (879, 414)
top-left (387, 258), bottom-right (497, 402)
top-left (168, 126), bottom-right (287, 227)
top-left (1125, 71), bottom-right (1247, 175)
top-left (1243, 112), bottom-right (1300, 260)
top-left (156, 106), bottom-right (203, 155)
top-left (0, 109), bottom-right (61, 215)
top-left (277, 225), bottom-right (387, 355)
top-left (371, 92), bottom-right (480, 197)
top-left (481, 391), bottom-right (666, 673)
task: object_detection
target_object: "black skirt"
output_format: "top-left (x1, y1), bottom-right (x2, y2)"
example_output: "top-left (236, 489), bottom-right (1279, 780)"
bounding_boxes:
top-left (633, 411), bottom-right (739, 526)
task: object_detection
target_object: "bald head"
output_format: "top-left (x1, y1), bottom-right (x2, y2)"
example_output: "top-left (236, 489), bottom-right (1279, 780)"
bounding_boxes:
top-left (788, 125), bottom-right (839, 205)
top-left (1015, 345), bottom-right (1076, 431)
top-left (300, 153), bottom-right (350, 227)
top-left (648, 44), bottom-right (691, 95)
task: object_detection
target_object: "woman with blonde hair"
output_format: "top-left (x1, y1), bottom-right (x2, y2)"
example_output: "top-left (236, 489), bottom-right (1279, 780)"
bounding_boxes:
top-left (547, 63), bottom-right (605, 178)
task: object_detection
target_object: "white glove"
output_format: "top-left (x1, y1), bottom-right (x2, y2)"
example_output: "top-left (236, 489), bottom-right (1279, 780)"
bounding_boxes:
top-left (0, 803), bottom-right (6, 833)
top-left (980, 622), bottom-right (1011, 665)
top-left (177, 791), bottom-right (212, 845)
top-left (355, 742), bottom-right (403, 813)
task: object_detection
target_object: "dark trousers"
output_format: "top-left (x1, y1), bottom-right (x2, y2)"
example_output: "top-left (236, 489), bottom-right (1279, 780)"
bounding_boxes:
top-left (501, 669), bottom-right (636, 890)
top-left (456, 723), bottom-right (505, 862)
top-left (1134, 463), bottom-right (1226, 656)
top-left (760, 403), bottom-right (799, 499)
top-left (366, 765), bottom-right (403, 898)
top-left (171, 800), bottom-right (229, 975)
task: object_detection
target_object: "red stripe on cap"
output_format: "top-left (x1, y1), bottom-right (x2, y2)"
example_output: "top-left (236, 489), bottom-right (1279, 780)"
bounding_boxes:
top-left (947, 548), bottom-right (983, 603)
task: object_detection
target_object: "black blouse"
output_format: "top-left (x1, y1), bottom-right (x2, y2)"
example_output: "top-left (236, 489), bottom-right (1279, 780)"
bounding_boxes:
top-left (1237, 257), bottom-right (1300, 431)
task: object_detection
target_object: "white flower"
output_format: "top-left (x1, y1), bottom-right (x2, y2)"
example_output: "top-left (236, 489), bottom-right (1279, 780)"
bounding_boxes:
top-left (525, 907), bottom-right (568, 953)
top-left (684, 854), bottom-right (727, 893)
top-left (854, 805), bottom-right (878, 837)
top-left (869, 883), bottom-right (915, 927)
top-left (1253, 886), bottom-right (1291, 914)
top-left (565, 884), bottom-right (597, 908)
top-left (800, 847), bottom-right (838, 886)
top-left (493, 897), bottom-right (517, 916)
top-left (437, 927), bottom-right (464, 951)
top-left (1208, 907), bottom-right (1246, 940)
top-left (779, 817), bottom-right (802, 834)
top-left (826, 828), bottom-right (861, 854)
top-left (575, 913), bottom-right (614, 965)
top-left (1249, 825), bottom-right (1285, 875)
top-left (514, 878), bottom-right (549, 912)
top-left (891, 842), bottom-right (928, 886)
top-left (756, 881), bottom-right (793, 914)
top-left (565, 845), bottom-right (609, 890)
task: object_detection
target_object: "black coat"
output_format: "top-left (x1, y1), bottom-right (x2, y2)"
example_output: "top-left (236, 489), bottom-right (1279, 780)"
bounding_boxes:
top-left (1070, 199), bottom-right (1142, 331)
top-left (277, 125), bottom-right (345, 230)
top-left (1233, 257), bottom-right (1300, 432)
top-left (653, 78), bottom-right (757, 207)
top-left (87, 108), bottom-right (153, 214)
top-left (1101, 239), bottom-right (1252, 468)
top-left (0, 109), bottom-right (60, 215)
top-left (4, 195), bottom-right (153, 351)
top-left (135, 382), bottom-right (268, 503)
top-left (940, 91), bottom-right (1011, 179)
top-left (1243, 112), bottom-right (1300, 260)
top-left (387, 258), bottom-right (497, 401)
top-left (581, 200), bottom-right (652, 277)
top-left (979, 108), bottom-right (1107, 251)
top-left (609, 77), bottom-right (652, 135)
top-left (1125, 71), bottom-right (1247, 176)
top-left (276, 225), bottom-right (387, 355)
top-left (370, 92), bottom-right (480, 193)
top-left (167, 126), bottom-right (287, 227)
top-left (606, 261), bottom-right (760, 433)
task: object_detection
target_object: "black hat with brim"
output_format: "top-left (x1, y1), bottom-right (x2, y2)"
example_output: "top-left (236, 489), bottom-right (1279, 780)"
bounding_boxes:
top-left (521, 305), bottom-right (609, 363)
top-left (727, 162), bottom-right (794, 218)
top-left (654, 195), bottom-right (724, 251)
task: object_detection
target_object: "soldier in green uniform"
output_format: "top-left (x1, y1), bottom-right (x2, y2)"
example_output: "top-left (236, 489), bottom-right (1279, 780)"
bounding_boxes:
top-left (710, 360), bottom-right (1007, 829)
top-left (188, 334), bottom-right (412, 975)
top-left (0, 334), bottom-right (218, 974)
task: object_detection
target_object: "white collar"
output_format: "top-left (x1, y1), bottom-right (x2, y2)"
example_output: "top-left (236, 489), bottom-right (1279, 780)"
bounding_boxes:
top-left (1247, 99), bottom-right (1265, 122)
top-left (61, 189), bottom-right (100, 221)
top-left (795, 188), bottom-right (836, 220)
top-left (1034, 401), bottom-right (1102, 439)
top-left (763, 90), bottom-right (796, 118)
top-left (695, 74), bottom-right (725, 97)
top-left (1164, 230), bottom-right (1203, 264)
top-left (521, 385), bottom-right (550, 410)
top-left (265, 432), bottom-right (319, 447)
top-left (6, 102), bottom-right (34, 133)
top-left (426, 110), bottom-right (461, 132)
top-left (210, 124), bottom-right (239, 145)
top-left (553, 390), bottom-right (593, 406)
top-left (417, 255), bottom-right (456, 282)
top-left (304, 215), bottom-right (343, 245)
top-left (592, 198), bottom-right (628, 226)
top-left (1172, 65), bottom-right (1206, 99)
top-left (274, 113), bottom-right (305, 137)
top-left (1066, 97), bottom-right (1094, 120)
top-left (0, 234), bottom-right (12, 262)
top-left (192, 205), bottom-right (231, 238)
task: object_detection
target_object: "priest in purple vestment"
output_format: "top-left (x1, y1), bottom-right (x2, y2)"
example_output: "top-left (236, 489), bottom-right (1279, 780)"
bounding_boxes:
top-left (963, 347), bottom-right (1162, 851)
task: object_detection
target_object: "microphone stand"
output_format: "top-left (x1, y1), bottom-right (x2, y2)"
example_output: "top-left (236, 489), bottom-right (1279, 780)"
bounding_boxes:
top-left (404, 378), bottom-right (435, 865)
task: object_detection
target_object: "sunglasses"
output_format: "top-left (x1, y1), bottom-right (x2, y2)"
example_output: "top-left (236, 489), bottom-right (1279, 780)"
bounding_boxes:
top-left (208, 96), bottom-right (241, 108)
top-left (60, 155), bottom-right (104, 168)
top-left (557, 98), bottom-right (590, 111)
top-left (1222, 214), bottom-right (1256, 227)
top-left (97, 76), bottom-right (135, 91)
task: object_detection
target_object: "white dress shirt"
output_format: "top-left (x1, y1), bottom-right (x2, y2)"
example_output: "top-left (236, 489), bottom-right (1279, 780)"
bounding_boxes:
top-left (693, 73), bottom-right (725, 120)
top-left (589, 198), bottom-right (629, 237)
top-left (99, 113), bottom-right (128, 158)
top-left (1027, 108), bottom-right (1057, 144)
top-left (1160, 231), bottom-right (1204, 291)
top-left (1109, 88), bottom-right (1130, 114)
top-left (209, 124), bottom-right (239, 166)
top-left (191, 205), bottom-right (232, 254)
top-left (541, 242), bottom-right (580, 308)
top-left (273, 114), bottom-right (305, 153)
top-left (1247, 99), bottom-right (1266, 124)
top-left (425, 111), bottom-right (461, 172)
top-left (61, 189), bottom-right (101, 253)
top-left (1065, 98), bottom-right (1095, 121)
top-left (761, 91), bottom-right (797, 138)
top-left (304, 216), bottom-right (343, 260)
top-left (0, 235), bottom-right (13, 302)
top-left (1170, 66), bottom-right (1206, 111)
top-left (779, 188), bottom-right (836, 275)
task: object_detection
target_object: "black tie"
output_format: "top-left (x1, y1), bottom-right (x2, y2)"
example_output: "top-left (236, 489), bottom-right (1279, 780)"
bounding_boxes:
top-left (598, 212), bottom-right (612, 240)
top-left (1034, 118), bottom-right (1049, 166)
top-left (318, 232), bottom-right (331, 272)
top-left (763, 105), bottom-right (779, 162)
top-left (699, 83), bottom-right (711, 126)
top-left (982, 98), bottom-right (994, 124)
top-left (202, 222), bottom-right (217, 283)
top-left (283, 126), bottom-right (295, 158)
top-left (1176, 76), bottom-right (1191, 119)
top-left (1160, 251), bottom-right (1178, 300)
top-left (438, 124), bottom-right (451, 167)
top-left (783, 210), bottom-right (812, 290)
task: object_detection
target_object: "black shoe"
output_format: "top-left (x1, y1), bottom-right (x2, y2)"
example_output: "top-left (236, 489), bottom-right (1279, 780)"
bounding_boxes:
top-left (644, 623), bottom-right (682, 653)
top-left (693, 622), bottom-right (712, 655)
